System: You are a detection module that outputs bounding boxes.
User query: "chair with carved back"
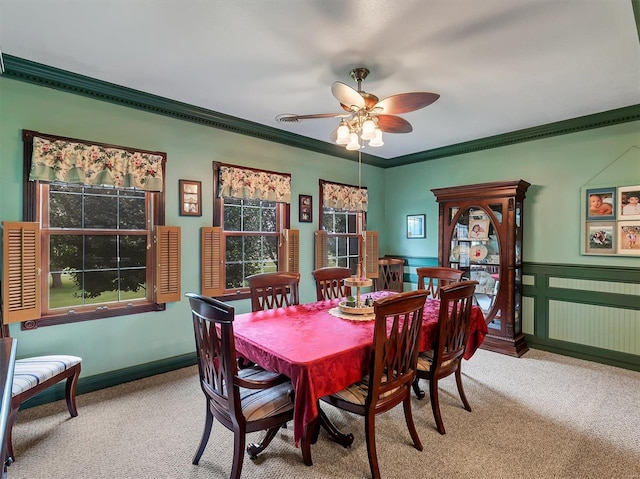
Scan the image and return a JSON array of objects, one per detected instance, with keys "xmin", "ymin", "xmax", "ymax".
[
  {"xmin": 412, "ymin": 280, "xmax": 478, "ymax": 434},
  {"xmin": 416, "ymin": 267, "xmax": 464, "ymax": 299},
  {"xmin": 311, "ymin": 267, "xmax": 352, "ymax": 301},
  {"xmin": 0, "ymin": 294, "xmax": 81, "ymax": 464},
  {"xmin": 247, "ymin": 272, "xmax": 300, "ymax": 312},
  {"xmin": 375, "ymin": 258, "xmax": 405, "ymax": 293},
  {"xmin": 320, "ymin": 290, "xmax": 429, "ymax": 479},
  {"xmin": 186, "ymin": 293, "xmax": 295, "ymax": 479}
]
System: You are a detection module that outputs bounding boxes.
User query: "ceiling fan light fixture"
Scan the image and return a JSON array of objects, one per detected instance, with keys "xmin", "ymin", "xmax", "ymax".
[
  {"xmin": 346, "ymin": 132, "xmax": 361, "ymax": 150},
  {"xmin": 360, "ymin": 118, "xmax": 376, "ymax": 140},
  {"xmin": 336, "ymin": 122, "xmax": 350, "ymax": 145},
  {"xmin": 368, "ymin": 128, "xmax": 384, "ymax": 147}
]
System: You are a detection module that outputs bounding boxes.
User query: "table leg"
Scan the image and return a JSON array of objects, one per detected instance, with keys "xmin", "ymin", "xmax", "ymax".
[
  {"xmin": 318, "ymin": 404, "xmax": 354, "ymax": 448},
  {"xmin": 300, "ymin": 416, "xmax": 320, "ymax": 466}
]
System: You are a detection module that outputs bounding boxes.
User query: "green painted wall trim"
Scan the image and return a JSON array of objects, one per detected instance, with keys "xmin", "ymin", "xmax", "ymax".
[
  {"xmin": 20, "ymin": 352, "xmax": 197, "ymax": 410},
  {"xmin": 525, "ymin": 336, "xmax": 640, "ymax": 372},
  {"xmin": 523, "ymin": 262, "xmax": 639, "ymax": 371},
  {"xmin": 3, "ymin": 54, "xmax": 639, "ymax": 170}
]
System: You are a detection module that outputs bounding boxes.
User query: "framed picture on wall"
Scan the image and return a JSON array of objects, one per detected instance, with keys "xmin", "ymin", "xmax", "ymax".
[
  {"xmin": 406, "ymin": 214, "xmax": 425, "ymax": 238},
  {"xmin": 618, "ymin": 221, "xmax": 640, "ymax": 255},
  {"xmin": 299, "ymin": 194, "xmax": 312, "ymax": 222},
  {"xmin": 586, "ymin": 187, "xmax": 616, "ymax": 220},
  {"xmin": 618, "ymin": 185, "xmax": 640, "ymax": 221},
  {"xmin": 179, "ymin": 179, "xmax": 202, "ymax": 216},
  {"xmin": 585, "ymin": 221, "xmax": 615, "ymax": 254}
]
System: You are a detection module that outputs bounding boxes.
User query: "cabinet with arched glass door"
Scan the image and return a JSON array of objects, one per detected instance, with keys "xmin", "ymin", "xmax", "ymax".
[{"xmin": 432, "ymin": 180, "xmax": 530, "ymax": 357}]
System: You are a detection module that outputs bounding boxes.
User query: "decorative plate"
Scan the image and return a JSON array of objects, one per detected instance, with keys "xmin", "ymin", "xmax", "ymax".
[
  {"xmin": 451, "ymin": 244, "xmax": 470, "ymax": 261},
  {"xmin": 469, "ymin": 244, "xmax": 488, "ymax": 262}
]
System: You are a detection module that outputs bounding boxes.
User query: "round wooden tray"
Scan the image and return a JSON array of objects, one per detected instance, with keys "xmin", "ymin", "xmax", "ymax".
[
  {"xmin": 338, "ymin": 301, "xmax": 374, "ymax": 315},
  {"xmin": 343, "ymin": 277, "xmax": 373, "ymax": 288}
]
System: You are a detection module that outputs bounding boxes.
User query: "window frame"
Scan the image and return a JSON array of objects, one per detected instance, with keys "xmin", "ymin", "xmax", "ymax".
[
  {"xmin": 318, "ymin": 179, "xmax": 367, "ymax": 273},
  {"xmin": 212, "ymin": 162, "xmax": 291, "ymax": 301},
  {"xmin": 22, "ymin": 130, "xmax": 167, "ymax": 328}
]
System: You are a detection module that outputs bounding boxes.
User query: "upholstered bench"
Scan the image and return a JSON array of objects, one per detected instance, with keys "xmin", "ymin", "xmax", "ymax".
[{"xmin": 6, "ymin": 355, "xmax": 81, "ymax": 462}]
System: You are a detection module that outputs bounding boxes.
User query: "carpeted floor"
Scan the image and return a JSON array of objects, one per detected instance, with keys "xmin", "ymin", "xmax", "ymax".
[{"xmin": 7, "ymin": 348, "xmax": 640, "ymax": 479}]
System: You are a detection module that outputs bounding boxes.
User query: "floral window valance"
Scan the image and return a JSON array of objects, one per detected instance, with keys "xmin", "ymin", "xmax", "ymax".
[
  {"xmin": 322, "ymin": 181, "xmax": 368, "ymax": 212},
  {"xmin": 218, "ymin": 165, "xmax": 291, "ymax": 204},
  {"xmin": 29, "ymin": 135, "xmax": 165, "ymax": 192}
]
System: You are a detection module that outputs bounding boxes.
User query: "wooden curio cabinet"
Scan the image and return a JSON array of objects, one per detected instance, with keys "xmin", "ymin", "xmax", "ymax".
[{"xmin": 432, "ymin": 180, "xmax": 530, "ymax": 357}]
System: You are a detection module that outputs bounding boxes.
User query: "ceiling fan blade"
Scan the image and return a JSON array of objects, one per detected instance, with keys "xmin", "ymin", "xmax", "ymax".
[
  {"xmin": 374, "ymin": 92, "xmax": 440, "ymax": 114},
  {"xmin": 276, "ymin": 112, "xmax": 350, "ymax": 123},
  {"xmin": 331, "ymin": 81, "xmax": 366, "ymax": 111},
  {"xmin": 375, "ymin": 115, "xmax": 413, "ymax": 133}
]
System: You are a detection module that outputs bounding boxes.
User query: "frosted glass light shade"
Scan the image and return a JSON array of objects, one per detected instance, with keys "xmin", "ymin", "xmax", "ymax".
[
  {"xmin": 336, "ymin": 123, "xmax": 350, "ymax": 145},
  {"xmin": 346, "ymin": 132, "xmax": 361, "ymax": 150},
  {"xmin": 360, "ymin": 118, "xmax": 376, "ymax": 140},
  {"xmin": 369, "ymin": 128, "xmax": 384, "ymax": 147}
]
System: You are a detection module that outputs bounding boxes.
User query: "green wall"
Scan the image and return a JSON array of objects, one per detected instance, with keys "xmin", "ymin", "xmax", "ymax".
[
  {"xmin": 0, "ymin": 77, "xmax": 386, "ymax": 377},
  {"xmin": 385, "ymin": 123, "xmax": 640, "ymax": 264}
]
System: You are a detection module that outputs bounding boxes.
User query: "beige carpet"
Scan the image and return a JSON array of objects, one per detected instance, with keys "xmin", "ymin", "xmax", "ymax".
[{"xmin": 7, "ymin": 348, "xmax": 640, "ymax": 479}]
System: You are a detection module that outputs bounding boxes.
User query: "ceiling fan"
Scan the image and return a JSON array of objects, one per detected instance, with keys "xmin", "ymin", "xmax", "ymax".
[{"xmin": 276, "ymin": 67, "xmax": 440, "ymax": 150}]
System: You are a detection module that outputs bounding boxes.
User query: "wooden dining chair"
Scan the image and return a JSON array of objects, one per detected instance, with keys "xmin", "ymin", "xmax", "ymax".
[
  {"xmin": 416, "ymin": 266, "xmax": 464, "ymax": 299},
  {"xmin": 412, "ymin": 280, "xmax": 478, "ymax": 434},
  {"xmin": 311, "ymin": 267, "xmax": 352, "ymax": 301},
  {"xmin": 320, "ymin": 290, "xmax": 429, "ymax": 479},
  {"xmin": 186, "ymin": 293, "xmax": 295, "ymax": 479},
  {"xmin": 375, "ymin": 258, "xmax": 404, "ymax": 292},
  {"xmin": 247, "ymin": 272, "xmax": 300, "ymax": 312}
]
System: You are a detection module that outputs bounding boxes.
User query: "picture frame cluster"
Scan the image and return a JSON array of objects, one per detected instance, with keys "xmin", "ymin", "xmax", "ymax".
[{"xmin": 584, "ymin": 185, "xmax": 640, "ymax": 255}]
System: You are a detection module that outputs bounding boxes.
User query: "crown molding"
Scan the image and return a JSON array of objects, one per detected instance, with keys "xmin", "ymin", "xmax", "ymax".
[{"xmin": 2, "ymin": 54, "xmax": 639, "ymax": 169}]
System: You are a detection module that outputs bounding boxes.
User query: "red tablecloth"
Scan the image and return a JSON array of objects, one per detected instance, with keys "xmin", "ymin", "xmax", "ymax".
[{"xmin": 232, "ymin": 292, "xmax": 486, "ymax": 445}]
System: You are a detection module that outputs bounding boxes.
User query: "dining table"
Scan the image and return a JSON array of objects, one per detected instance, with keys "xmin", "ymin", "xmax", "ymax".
[{"xmin": 232, "ymin": 290, "xmax": 487, "ymax": 465}]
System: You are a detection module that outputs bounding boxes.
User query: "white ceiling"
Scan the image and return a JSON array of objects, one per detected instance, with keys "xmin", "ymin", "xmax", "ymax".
[{"xmin": 1, "ymin": 0, "xmax": 639, "ymax": 162}]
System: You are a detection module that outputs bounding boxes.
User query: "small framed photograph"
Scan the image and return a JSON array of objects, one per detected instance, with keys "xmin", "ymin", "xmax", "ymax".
[
  {"xmin": 585, "ymin": 221, "xmax": 615, "ymax": 254},
  {"xmin": 407, "ymin": 214, "xmax": 425, "ymax": 238},
  {"xmin": 299, "ymin": 194, "xmax": 312, "ymax": 222},
  {"xmin": 618, "ymin": 221, "xmax": 640, "ymax": 255},
  {"xmin": 586, "ymin": 187, "xmax": 616, "ymax": 220},
  {"xmin": 618, "ymin": 185, "xmax": 640, "ymax": 220},
  {"xmin": 468, "ymin": 219, "xmax": 489, "ymax": 240},
  {"xmin": 179, "ymin": 179, "xmax": 202, "ymax": 216}
]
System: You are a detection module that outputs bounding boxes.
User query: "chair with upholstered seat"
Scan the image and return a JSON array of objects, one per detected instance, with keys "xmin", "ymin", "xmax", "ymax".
[
  {"xmin": 0, "ymin": 300, "xmax": 81, "ymax": 465},
  {"xmin": 320, "ymin": 290, "xmax": 429, "ymax": 479},
  {"xmin": 412, "ymin": 280, "xmax": 478, "ymax": 434},
  {"xmin": 186, "ymin": 293, "xmax": 295, "ymax": 479},
  {"xmin": 375, "ymin": 258, "xmax": 404, "ymax": 293},
  {"xmin": 311, "ymin": 267, "xmax": 352, "ymax": 301},
  {"xmin": 247, "ymin": 272, "xmax": 300, "ymax": 312},
  {"xmin": 416, "ymin": 266, "xmax": 464, "ymax": 299}
]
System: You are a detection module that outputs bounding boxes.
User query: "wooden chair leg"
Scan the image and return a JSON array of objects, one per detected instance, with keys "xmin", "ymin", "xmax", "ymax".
[
  {"xmin": 192, "ymin": 406, "xmax": 213, "ymax": 465},
  {"xmin": 364, "ymin": 412, "xmax": 381, "ymax": 479},
  {"xmin": 455, "ymin": 366, "xmax": 471, "ymax": 412},
  {"xmin": 64, "ymin": 364, "xmax": 81, "ymax": 417},
  {"xmin": 402, "ymin": 394, "xmax": 423, "ymax": 451},
  {"xmin": 429, "ymin": 378, "xmax": 446, "ymax": 435},
  {"xmin": 4, "ymin": 405, "xmax": 19, "ymax": 463},
  {"xmin": 231, "ymin": 430, "xmax": 246, "ymax": 479},
  {"xmin": 412, "ymin": 377, "xmax": 426, "ymax": 399}
]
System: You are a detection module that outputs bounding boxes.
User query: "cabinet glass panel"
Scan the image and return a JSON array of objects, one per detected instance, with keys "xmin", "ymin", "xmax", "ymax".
[{"xmin": 449, "ymin": 206, "xmax": 500, "ymax": 320}]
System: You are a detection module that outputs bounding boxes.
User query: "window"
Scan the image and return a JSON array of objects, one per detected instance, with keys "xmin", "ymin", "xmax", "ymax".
[
  {"xmin": 223, "ymin": 197, "xmax": 282, "ymax": 288},
  {"xmin": 316, "ymin": 180, "xmax": 378, "ymax": 278},
  {"xmin": 206, "ymin": 162, "xmax": 296, "ymax": 300},
  {"xmin": 11, "ymin": 130, "xmax": 174, "ymax": 328},
  {"xmin": 322, "ymin": 208, "xmax": 362, "ymax": 271}
]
